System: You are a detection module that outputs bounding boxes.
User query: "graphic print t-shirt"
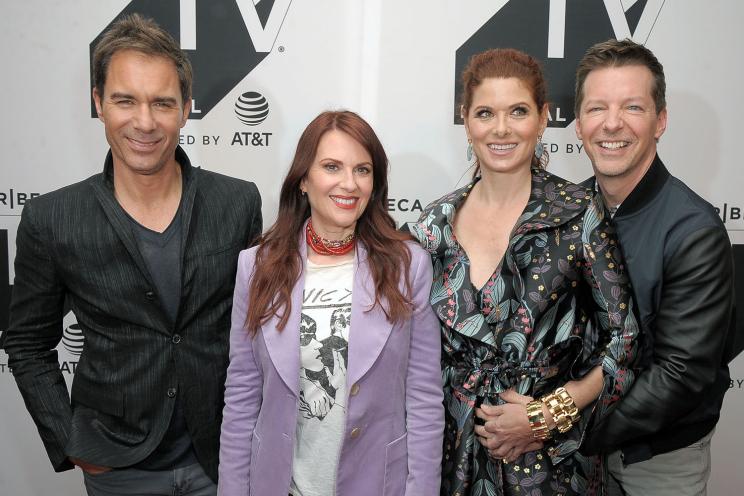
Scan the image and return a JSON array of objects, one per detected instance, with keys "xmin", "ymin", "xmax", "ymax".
[{"xmin": 290, "ymin": 258, "xmax": 353, "ymax": 496}]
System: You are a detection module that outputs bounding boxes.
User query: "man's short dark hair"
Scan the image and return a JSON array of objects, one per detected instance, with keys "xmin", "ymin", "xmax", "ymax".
[
  {"xmin": 92, "ymin": 13, "xmax": 192, "ymax": 104},
  {"xmin": 575, "ymin": 38, "xmax": 666, "ymax": 115}
]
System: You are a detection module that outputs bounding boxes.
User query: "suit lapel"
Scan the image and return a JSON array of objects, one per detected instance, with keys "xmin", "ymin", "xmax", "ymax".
[
  {"xmin": 176, "ymin": 147, "xmax": 197, "ymax": 265},
  {"xmin": 89, "ymin": 149, "xmax": 196, "ymax": 333},
  {"xmin": 260, "ymin": 239, "xmax": 306, "ymax": 397},
  {"xmin": 347, "ymin": 242, "xmax": 394, "ymax": 388},
  {"xmin": 174, "ymin": 153, "xmax": 198, "ymax": 327},
  {"xmin": 89, "ymin": 166, "xmax": 154, "ymax": 290}
]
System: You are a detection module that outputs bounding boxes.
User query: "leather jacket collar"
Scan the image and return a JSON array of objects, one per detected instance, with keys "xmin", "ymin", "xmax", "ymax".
[{"xmin": 614, "ymin": 154, "xmax": 670, "ymax": 218}]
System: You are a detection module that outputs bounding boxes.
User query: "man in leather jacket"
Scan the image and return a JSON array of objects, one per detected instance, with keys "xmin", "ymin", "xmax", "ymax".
[{"xmin": 574, "ymin": 39, "xmax": 736, "ymax": 496}]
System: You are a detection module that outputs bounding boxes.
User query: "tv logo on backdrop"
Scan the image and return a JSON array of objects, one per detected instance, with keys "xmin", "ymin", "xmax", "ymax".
[
  {"xmin": 90, "ymin": 0, "xmax": 292, "ymax": 119},
  {"xmin": 454, "ymin": 0, "xmax": 665, "ymax": 126}
]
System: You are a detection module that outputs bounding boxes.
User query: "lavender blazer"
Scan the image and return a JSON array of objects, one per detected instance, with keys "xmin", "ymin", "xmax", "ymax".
[{"xmin": 218, "ymin": 239, "xmax": 443, "ymax": 496}]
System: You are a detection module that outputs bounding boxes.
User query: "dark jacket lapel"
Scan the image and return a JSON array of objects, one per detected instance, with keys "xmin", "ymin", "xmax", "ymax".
[
  {"xmin": 89, "ymin": 147, "xmax": 197, "ymax": 332},
  {"xmin": 89, "ymin": 150, "xmax": 154, "ymax": 289}
]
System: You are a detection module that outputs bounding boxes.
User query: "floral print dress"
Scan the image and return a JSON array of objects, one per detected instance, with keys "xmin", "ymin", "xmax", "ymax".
[{"xmin": 410, "ymin": 169, "xmax": 639, "ymax": 496}]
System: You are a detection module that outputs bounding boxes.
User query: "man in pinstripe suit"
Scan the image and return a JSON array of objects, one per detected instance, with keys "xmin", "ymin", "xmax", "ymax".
[{"xmin": 2, "ymin": 15, "xmax": 262, "ymax": 495}]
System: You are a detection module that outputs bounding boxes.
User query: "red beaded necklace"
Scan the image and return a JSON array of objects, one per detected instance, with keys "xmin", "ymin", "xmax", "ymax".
[{"xmin": 306, "ymin": 220, "xmax": 355, "ymax": 256}]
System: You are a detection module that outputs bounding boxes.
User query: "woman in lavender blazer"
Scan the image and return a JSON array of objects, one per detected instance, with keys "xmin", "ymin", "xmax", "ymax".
[{"xmin": 218, "ymin": 111, "xmax": 444, "ymax": 496}]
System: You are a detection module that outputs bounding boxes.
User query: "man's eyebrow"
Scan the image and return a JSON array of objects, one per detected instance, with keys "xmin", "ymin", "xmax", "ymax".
[
  {"xmin": 108, "ymin": 93, "xmax": 179, "ymax": 105},
  {"xmin": 152, "ymin": 96, "xmax": 179, "ymax": 105},
  {"xmin": 108, "ymin": 92, "xmax": 135, "ymax": 100}
]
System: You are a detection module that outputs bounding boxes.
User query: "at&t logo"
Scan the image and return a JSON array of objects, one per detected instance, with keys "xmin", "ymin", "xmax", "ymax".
[
  {"xmin": 62, "ymin": 323, "xmax": 85, "ymax": 356},
  {"xmin": 58, "ymin": 312, "xmax": 82, "ymax": 374},
  {"xmin": 231, "ymin": 90, "xmax": 273, "ymax": 146},
  {"xmin": 235, "ymin": 91, "xmax": 269, "ymax": 126}
]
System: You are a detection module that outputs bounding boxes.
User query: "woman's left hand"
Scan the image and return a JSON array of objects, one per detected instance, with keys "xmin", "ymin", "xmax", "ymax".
[{"xmin": 474, "ymin": 389, "xmax": 544, "ymax": 463}]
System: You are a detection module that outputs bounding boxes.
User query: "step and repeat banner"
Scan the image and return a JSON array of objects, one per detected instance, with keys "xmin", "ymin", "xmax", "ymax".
[{"xmin": 1, "ymin": 1, "xmax": 742, "ymax": 493}]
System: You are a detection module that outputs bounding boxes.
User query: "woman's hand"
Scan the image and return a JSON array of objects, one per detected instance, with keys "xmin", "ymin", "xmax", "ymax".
[
  {"xmin": 329, "ymin": 348, "xmax": 347, "ymax": 383},
  {"xmin": 299, "ymin": 376, "xmax": 333, "ymax": 419},
  {"xmin": 474, "ymin": 389, "xmax": 544, "ymax": 463}
]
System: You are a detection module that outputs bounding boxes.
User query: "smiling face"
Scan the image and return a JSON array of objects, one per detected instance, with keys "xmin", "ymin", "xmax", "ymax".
[
  {"xmin": 463, "ymin": 77, "xmax": 547, "ymax": 176},
  {"xmin": 301, "ymin": 337, "xmax": 324, "ymax": 372},
  {"xmin": 300, "ymin": 129, "xmax": 373, "ymax": 240},
  {"xmin": 93, "ymin": 49, "xmax": 190, "ymax": 178},
  {"xmin": 575, "ymin": 64, "xmax": 667, "ymax": 184}
]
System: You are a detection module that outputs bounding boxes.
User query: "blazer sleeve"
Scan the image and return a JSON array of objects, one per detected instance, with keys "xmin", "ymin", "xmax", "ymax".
[
  {"xmin": 218, "ymin": 249, "xmax": 264, "ymax": 496},
  {"xmin": 404, "ymin": 246, "xmax": 444, "ymax": 495},
  {"xmin": 3, "ymin": 200, "xmax": 73, "ymax": 472}
]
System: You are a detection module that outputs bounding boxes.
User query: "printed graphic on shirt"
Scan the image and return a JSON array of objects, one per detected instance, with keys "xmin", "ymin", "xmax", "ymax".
[{"xmin": 299, "ymin": 287, "xmax": 351, "ymax": 421}]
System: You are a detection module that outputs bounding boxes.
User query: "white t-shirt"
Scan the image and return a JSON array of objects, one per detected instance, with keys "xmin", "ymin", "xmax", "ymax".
[{"xmin": 289, "ymin": 258, "xmax": 353, "ymax": 496}]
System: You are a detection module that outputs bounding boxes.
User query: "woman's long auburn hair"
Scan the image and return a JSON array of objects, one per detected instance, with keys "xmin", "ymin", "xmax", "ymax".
[{"xmin": 245, "ymin": 110, "xmax": 413, "ymax": 335}]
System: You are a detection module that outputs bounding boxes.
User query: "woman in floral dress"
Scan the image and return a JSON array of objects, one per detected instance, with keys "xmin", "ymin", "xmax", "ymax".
[{"xmin": 409, "ymin": 49, "xmax": 640, "ymax": 495}]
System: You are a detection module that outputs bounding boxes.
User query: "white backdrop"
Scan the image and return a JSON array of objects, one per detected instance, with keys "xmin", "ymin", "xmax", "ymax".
[{"xmin": 1, "ymin": 1, "xmax": 742, "ymax": 494}]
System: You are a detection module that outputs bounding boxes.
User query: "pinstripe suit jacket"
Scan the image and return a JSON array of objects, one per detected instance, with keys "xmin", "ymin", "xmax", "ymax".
[{"xmin": 3, "ymin": 146, "xmax": 262, "ymax": 481}]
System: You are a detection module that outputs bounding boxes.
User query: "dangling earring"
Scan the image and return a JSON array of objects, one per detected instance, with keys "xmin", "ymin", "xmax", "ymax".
[
  {"xmin": 535, "ymin": 136, "xmax": 545, "ymax": 159},
  {"xmin": 300, "ymin": 189, "xmax": 306, "ymax": 196},
  {"xmin": 466, "ymin": 139, "xmax": 474, "ymax": 162}
]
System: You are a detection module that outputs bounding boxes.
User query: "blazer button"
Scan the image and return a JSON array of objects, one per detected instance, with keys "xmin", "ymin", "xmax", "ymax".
[
  {"xmin": 172, "ymin": 334, "xmax": 182, "ymax": 344},
  {"xmin": 167, "ymin": 387, "xmax": 177, "ymax": 398},
  {"xmin": 145, "ymin": 291, "xmax": 156, "ymax": 301},
  {"xmin": 350, "ymin": 427, "xmax": 361, "ymax": 439},
  {"xmin": 350, "ymin": 383, "xmax": 360, "ymax": 396}
]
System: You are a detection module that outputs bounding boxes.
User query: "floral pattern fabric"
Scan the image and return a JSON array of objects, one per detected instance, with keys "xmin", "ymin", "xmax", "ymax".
[{"xmin": 410, "ymin": 169, "xmax": 639, "ymax": 496}]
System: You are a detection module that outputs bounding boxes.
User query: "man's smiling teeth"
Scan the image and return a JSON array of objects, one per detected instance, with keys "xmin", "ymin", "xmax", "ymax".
[
  {"xmin": 331, "ymin": 196, "xmax": 355, "ymax": 205},
  {"xmin": 488, "ymin": 143, "xmax": 517, "ymax": 151},
  {"xmin": 600, "ymin": 141, "xmax": 629, "ymax": 150}
]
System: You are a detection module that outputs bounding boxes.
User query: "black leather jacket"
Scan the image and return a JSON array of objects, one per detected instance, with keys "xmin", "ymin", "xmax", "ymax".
[{"xmin": 581, "ymin": 155, "xmax": 736, "ymax": 464}]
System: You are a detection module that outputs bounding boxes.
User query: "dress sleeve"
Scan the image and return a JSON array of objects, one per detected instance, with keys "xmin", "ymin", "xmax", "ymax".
[
  {"xmin": 581, "ymin": 194, "xmax": 639, "ymax": 393},
  {"xmin": 546, "ymin": 193, "xmax": 641, "ymax": 465},
  {"xmin": 575, "ymin": 194, "xmax": 641, "ymax": 439}
]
